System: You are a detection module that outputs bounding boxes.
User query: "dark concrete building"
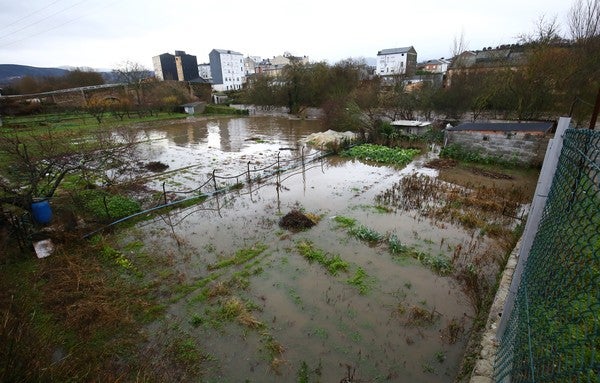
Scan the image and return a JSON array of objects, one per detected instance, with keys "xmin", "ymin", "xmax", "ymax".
[{"xmin": 152, "ymin": 50, "xmax": 199, "ymax": 81}]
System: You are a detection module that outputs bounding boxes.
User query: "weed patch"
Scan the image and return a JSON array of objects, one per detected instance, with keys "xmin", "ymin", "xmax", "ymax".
[
  {"xmin": 333, "ymin": 215, "xmax": 357, "ymax": 228},
  {"xmin": 349, "ymin": 225, "xmax": 383, "ymax": 243},
  {"xmin": 207, "ymin": 243, "xmax": 268, "ymax": 270},
  {"xmin": 347, "ymin": 267, "xmax": 372, "ymax": 295},
  {"xmin": 295, "ymin": 240, "xmax": 349, "ymax": 275}
]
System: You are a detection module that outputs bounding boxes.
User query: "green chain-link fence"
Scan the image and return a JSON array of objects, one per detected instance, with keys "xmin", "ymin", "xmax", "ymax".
[{"xmin": 495, "ymin": 128, "xmax": 600, "ymax": 382}]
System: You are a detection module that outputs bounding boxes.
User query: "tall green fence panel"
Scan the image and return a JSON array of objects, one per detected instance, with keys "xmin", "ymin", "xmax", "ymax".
[{"xmin": 495, "ymin": 128, "xmax": 599, "ymax": 382}]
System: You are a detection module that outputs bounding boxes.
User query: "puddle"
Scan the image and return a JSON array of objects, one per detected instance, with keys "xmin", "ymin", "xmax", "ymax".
[{"xmin": 116, "ymin": 117, "xmax": 525, "ymax": 382}]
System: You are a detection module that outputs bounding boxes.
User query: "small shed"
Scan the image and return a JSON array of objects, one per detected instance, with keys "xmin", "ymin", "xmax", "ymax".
[
  {"xmin": 444, "ymin": 121, "xmax": 555, "ymax": 166},
  {"xmin": 180, "ymin": 101, "xmax": 206, "ymax": 115},
  {"xmin": 391, "ymin": 120, "xmax": 432, "ymax": 135}
]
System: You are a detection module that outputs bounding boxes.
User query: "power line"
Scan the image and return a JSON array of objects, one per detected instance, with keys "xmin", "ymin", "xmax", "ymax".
[
  {"xmin": 0, "ymin": 0, "xmax": 120, "ymax": 49},
  {"xmin": 0, "ymin": 0, "xmax": 64, "ymax": 32},
  {"xmin": 0, "ymin": 0, "xmax": 92, "ymax": 41}
]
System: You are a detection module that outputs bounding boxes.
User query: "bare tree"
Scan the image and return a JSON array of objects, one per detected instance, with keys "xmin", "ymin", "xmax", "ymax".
[
  {"xmin": 0, "ymin": 126, "xmax": 141, "ymax": 212},
  {"xmin": 518, "ymin": 14, "xmax": 563, "ymax": 45},
  {"xmin": 112, "ymin": 61, "xmax": 152, "ymax": 106},
  {"xmin": 451, "ymin": 29, "xmax": 469, "ymax": 58},
  {"xmin": 568, "ymin": 0, "xmax": 600, "ymax": 42}
]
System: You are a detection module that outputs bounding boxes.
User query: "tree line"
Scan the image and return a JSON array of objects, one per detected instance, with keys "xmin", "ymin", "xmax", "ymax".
[{"xmin": 237, "ymin": 0, "xmax": 599, "ymax": 129}]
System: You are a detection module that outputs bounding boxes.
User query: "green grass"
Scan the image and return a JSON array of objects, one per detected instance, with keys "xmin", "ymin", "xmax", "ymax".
[
  {"xmin": 333, "ymin": 215, "xmax": 357, "ymax": 228},
  {"xmin": 347, "ymin": 267, "xmax": 372, "ymax": 295},
  {"xmin": 295, "ymin": 240, "xmax": 349, "ymax": 276},
  {"xmin": 207, "ymin": 243, "xmax": 268, "ymax": 270},
  {"xmin": 349, "ymin": 225, "xmax": 383, "ymax": 243}
]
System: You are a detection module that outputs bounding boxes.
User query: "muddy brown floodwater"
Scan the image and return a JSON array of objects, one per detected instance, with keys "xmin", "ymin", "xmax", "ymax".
[{"xmin": 116, "ymin": 116, "xmax": 518, "ymax": 382}]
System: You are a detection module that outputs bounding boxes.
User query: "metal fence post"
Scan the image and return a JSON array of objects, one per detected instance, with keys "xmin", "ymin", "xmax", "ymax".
[{"xmin": 496, "ymin": 117, "xmax": 571, "ymax": 339}]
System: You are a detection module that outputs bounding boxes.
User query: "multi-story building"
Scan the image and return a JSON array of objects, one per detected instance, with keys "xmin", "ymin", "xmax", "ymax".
[
  {"xmin": 421, "ymin": 58, "xmax": 451, "ymax": 74},
  {"xmin": 152, "ymin": 50, "xmax": 199, "ymax": 81},
  {"xmin": 174, "ymin": 50, "xmax": 199, "ymax": 81},
  {"xmin": 244, "ymin": 56, "xmax": 262, "ymax": 76},
  {"xmin": 152, "ymin": 53, "xmax": 178, "ymax": 81},
  {"xmin": 197, "ymin": 63, "xmax": 212, "ymax": 82},
  {"xmin": 445, "ymin": 46, "xmax": 526, "ymax": 87},
  {"xmin": 209, "ymin": 49, "xmax": 245, "ymax": 91},
  {"xmin": 376, "ymin": 46, "xmax": 418, "ymax": 76},
  {"xmin": 252, "ymin": 52, "xmax": 310, "ymax": 78}
]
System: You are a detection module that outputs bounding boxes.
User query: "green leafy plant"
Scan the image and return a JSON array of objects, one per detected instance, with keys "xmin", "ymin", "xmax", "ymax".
[
  {"xmin": 78, "ymin": 189, "xmax": 140, "ymax": 220},
  {"xmin": 341, "ymin": 144, "xmax": 420, "ymax": 166},
  {"xmin": 349, "ymin": 225, "xmax": 382, "ymax": 243}
]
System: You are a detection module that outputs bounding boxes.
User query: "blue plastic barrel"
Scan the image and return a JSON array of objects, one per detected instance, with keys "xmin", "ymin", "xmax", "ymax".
[{"xmin": 31, "ymin": 199, "xmax": 53, "ymax": 225}]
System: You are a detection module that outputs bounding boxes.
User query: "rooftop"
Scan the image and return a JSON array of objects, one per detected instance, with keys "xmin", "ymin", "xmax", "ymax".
[
  {"xmin": 447, "ymin": 122, "xmax": 554, "ymax": 133},
  {"xmin": 377, "ymin": 46, "xmax": 415, "ymax": 56}
]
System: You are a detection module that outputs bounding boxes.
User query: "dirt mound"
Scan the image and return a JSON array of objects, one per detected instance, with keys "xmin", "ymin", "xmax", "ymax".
[
  {"xmin": 145, "ymin": 161, "xmax": 169, "ymax": 172},
  {"xmin": 279, "ymin": 210, "xmax": 316, "ymax": 231},
  {"xmin": 425, "ymin": 158, "xmax": 457, "ymax": 169}
]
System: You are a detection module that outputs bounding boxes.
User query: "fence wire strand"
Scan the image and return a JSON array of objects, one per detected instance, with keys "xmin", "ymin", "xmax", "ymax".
[{"xmin": 495, "ymin": 128, "xmax": 600, "ymax": 382}]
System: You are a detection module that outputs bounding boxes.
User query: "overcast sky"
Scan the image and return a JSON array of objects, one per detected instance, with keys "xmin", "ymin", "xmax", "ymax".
[{"xmin": 0, "ymin": 0, "xmax": 575, "ymax": 71}]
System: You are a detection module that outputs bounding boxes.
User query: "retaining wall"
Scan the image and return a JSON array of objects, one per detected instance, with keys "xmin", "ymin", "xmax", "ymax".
[{"xmin": 446, "ymin": 131, "xmax": 551, "ymax": 165}]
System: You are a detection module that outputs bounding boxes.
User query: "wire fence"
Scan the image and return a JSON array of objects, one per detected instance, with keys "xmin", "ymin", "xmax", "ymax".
[
  {"xmin": 494, "ymin": 128, "xmax": 600, "ymax": 382},
  {"xmin": 82, "ymin": 145, "xmax": 333, "ymax": 238}
]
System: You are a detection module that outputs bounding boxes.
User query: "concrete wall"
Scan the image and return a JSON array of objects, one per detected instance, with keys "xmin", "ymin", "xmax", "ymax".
[{"xmin": 445, "ymin": 131, "xmax": 551, "ymax": 166}]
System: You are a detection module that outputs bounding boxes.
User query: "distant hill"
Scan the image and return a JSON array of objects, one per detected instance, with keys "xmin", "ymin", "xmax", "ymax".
[{"xmin": 0, "ymin": 64, "xmax": 70, "ymax": 85}]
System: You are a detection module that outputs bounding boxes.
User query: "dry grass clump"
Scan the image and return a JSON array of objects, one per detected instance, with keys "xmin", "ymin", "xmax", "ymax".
[
  {"xmin": 0, "ymin": 240, "xmax": 163, "ymax": 382},
  {"xmin": 220, "ymin": 296, "xmax": 263, "ymax": 329}
]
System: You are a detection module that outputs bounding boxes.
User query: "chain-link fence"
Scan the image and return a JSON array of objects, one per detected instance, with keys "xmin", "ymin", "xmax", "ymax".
[{"xmin": 495, "ymin": 128, "xmax": 600, "ymax": 382}]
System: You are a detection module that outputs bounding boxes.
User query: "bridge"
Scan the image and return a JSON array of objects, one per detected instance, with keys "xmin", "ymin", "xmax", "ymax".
[{"xmin": 0, "ymin": 83, "xmax": 127, "ymax": 105}]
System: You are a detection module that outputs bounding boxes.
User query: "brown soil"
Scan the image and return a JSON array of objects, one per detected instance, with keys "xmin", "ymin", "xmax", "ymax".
[
  {"xmin": 425, "ymin": 158, "xmax": 458, "ymax": 169},
  {"xmin": 468, "ymin": 167, "xmax": 514, "ymax": 180},
  {"xmin": 278, "ymin": 210, "xmax": 316, "ymax": 231},
  {"xmin": 145, "ymin": 161, "xmax": 169, "ymax": 172}
]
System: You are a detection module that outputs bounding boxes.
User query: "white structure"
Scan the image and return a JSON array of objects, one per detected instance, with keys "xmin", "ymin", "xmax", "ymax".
[
  {"xmin": 376, "ymin": 46, "xmax": 417, "ymax": 76},
  {"xmin": 197, "ymin": 63, "xmax": 212, "ymax": 81},
  {"xmin": 209, "ymin": 49, "xmax": 245, "ymax": 91},
  {"xmin": 391, "ymin": 120, "xmax": 432, "ymax": 135},
  {"xmin": 244, "ymin": 56, "xmax": 261, "ymax": 76}
]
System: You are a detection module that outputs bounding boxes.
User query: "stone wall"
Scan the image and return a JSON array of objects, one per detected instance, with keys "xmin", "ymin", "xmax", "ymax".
[{"xmin": 445, "ymin": 131, "xmax": 551, "ymax": 166}]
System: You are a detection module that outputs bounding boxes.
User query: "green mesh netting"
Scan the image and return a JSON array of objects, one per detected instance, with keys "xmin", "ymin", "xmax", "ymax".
[{"xmin": 495, "ymin": 128, "xmax": 600, "ymax": 382}]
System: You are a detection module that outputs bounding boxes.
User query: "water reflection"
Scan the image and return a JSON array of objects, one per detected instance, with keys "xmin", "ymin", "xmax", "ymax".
[
  {"xmin": 148, "ymin": 116, "xmax": 324, "ymax": 153},
  {"xmin": 206, "ymin": 122, "xmax": 220, "ymax": 148}
]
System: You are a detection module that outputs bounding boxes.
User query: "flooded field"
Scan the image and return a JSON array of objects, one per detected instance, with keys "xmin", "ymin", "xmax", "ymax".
[{"xmin": 111, "ymin": 116, "xmax": 532, "ymax": 382}]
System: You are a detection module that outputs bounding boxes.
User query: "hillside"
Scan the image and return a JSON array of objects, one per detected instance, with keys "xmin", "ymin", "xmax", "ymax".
[{"xmin": 0, "ymin": 64, "xmax": 69, "ymax": 85}]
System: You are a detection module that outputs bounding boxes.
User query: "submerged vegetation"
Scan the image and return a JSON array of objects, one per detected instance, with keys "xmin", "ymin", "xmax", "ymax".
[{"xmin": 341, "ymin": 144, "xmax": 420, "ymax": 167}]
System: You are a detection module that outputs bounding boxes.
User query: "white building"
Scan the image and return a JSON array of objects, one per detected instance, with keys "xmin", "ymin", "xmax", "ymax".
[
  {"xmin": 244, "ymin": 56, "xmax": 262, "ymax": 76},
  {"xmin": 209, "ymin": 49, "xmax": 245, "ymax": 91},
  {"xmin": 197, "ymin": 63, "xmax": 212, "ymax": 82},
  {"xmin": 376, "ymin": 46, "xmax": 417, "ymax": 76}
]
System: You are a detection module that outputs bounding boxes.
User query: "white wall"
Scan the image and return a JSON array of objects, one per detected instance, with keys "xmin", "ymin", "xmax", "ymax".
[{"xmin": 376, "ymin": 53, "xmax": 408, "ymax": 75}]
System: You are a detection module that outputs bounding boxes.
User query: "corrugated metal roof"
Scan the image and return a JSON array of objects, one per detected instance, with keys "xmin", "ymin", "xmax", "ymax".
[
  {"xmin": 377, "ymin": 46, "xmax": 415, "ymax": 56},
  {"xmin": 447, "ymin": 122, "xmax": 554, "ymax": 133},
  {"xmin": 391, "ymin": 120, "xmax": 432, "ymax": 127}
]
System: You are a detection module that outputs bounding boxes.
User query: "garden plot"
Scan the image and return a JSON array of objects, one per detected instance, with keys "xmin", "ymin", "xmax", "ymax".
[{"xmin": 109, "ymin": 150, "xmax": 528, "ymax": 382}]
